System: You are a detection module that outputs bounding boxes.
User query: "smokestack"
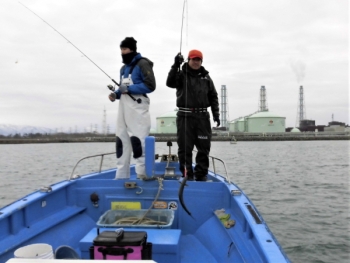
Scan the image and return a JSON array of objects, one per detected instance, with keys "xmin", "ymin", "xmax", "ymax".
[
  {"xmin": 259, "ymin": 86, "xmax": 268, "ymax": 112},
  {"xmin": 296, "ymin": 85, "xmax": 306, "ymax": 127},
  {"xmin": 220, "ymin": 85, "xmax": 228, "ymax": 129}
]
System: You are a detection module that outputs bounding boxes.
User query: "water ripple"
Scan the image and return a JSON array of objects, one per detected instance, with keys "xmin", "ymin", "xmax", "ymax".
[{"xmin": 0, "ymin": 140, "xmax": 349, "ymax": 262}]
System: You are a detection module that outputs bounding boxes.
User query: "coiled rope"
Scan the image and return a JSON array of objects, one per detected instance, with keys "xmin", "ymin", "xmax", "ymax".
[{"xmin": 113, "ymin": 178, "xmax": 166, "ymax": 226}]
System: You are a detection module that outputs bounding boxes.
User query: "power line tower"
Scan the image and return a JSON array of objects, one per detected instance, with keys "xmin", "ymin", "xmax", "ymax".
[
  {"xmin": 220, "ymin": 85, "xmax": 229, "ymax": 129},
  {"xmin": 296, "ymin": 85, "xmax": 306, "ymax": 127},
  {"xmin": 102, "ymin": 107, "xmax": 107, "ymax": 135},
  {"xmin": 258, "ymin": 86, "xmax": 268, "ymax": 112}
]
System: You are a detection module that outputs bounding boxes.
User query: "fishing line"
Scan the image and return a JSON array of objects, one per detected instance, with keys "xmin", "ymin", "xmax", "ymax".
[
  {"xmin": 181, "ymin": 0, "xmax": 188, "ymax": 179},
  {"xmin": 18, "ymin": 1, "xmax": 119, "ymax": 86},
  {"xmin": 179, "ymin": 0, "xmax": 187, "ymax": 54},
  {"xmin": 183, "ymin": 0, "xmax": 189, "ymax": 185},
  {"xmin": 178, "ymin": 0, "xmax": 194, "ymax": 218}
]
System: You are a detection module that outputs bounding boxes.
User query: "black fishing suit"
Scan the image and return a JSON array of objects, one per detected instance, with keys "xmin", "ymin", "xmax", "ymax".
[{"xmin": 166, "ymin": 63, "xmax": 220, "ymax": 180}]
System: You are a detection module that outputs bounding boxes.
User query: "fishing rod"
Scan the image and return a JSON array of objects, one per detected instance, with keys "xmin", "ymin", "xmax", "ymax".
[
  {"xmin": 178, "ymin": 176, "xmax": 194, "ymax": 219},
  {"xmin": 179, "ymin": 0, "xmax": 187, "ymax": 55},
  {"xmin": 175, "ymin": 0, "xmax": 187, "ymax": 66},
  {"xmin": 19, "ymin": 2, "xmax": 143, "ymax": 104},
  {"xmin": 18, "ymin": 1, "xmax": 120, "ymax": 87},
  {"xmin": 177, "ymin": 0, "xmax": 192, "ymax": 218}
]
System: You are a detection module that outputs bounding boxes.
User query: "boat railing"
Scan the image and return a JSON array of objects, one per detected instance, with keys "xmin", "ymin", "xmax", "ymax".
[
  {"xmin": 69, "ymin": 151, "xmax": 231, "ymax": 183},
  {"xmin": 69, "ymin": 152, "xmax": 116, "ymax": 180},
  {"xmin": 193, "ymin": 150, "xmax": 231, "ymax": 183}
]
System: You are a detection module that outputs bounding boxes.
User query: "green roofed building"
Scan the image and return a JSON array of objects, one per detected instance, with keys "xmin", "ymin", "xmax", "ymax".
[
  {"xmin": 246, "ymin": 111, "xmax": 285, "ymax": 132},
  {"xmin": 229, "ymin": 111, "xmax": 286, "ymax": 133},
  {"xmin": 156, "ymin": 109, "xmax": 177, "ymax": 133}
]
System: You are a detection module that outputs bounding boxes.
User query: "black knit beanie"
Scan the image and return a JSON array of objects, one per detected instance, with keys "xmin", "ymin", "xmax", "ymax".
[{"xmin": 120, "ymin": 37, "xmax": 137, "ymax": 52}]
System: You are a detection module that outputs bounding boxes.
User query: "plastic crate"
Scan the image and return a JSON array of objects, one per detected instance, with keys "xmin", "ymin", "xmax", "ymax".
[{"xmin": 97, "ymin": 209, "xmax": 174, "ymax": 229}]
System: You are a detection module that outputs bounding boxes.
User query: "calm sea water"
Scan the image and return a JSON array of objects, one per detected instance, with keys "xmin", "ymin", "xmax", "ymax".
[{"xmin": 0, "ymin": 141, "xmax": 349, "ymax": 263}]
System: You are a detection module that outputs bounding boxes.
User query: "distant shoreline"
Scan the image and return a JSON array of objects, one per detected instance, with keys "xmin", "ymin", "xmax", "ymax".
[{"xmin": 0, "ymin": 134, "xmax": 349, "ymax": 144}]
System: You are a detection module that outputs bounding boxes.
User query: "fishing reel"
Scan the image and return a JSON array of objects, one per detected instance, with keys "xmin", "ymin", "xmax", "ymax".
[
  {"xmin": 177, "ymin": 54, "xmax": 184, "ymax": 64},
  {"xmin": 107, "ymin": 84, "xmax": 142, "ymax": 104},
  {"xmin": 107, "ymin": 84, "xmax": 115, "ymax": 91}
]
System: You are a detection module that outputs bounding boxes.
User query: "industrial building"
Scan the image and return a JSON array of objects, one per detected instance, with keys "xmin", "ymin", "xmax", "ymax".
[
  {"xmin": 290, "ymin": 127, "xmax": 301, "ymax": 132},
  {"xmin": 295, "ymin": 85, "xmax": 317, "ymax": 131},
  {"xmin": 156, "ymin": 86, "xmax": 287, "ymax": 134},
  {"xmin": 154, "ymin": 85, "xmax": 347, "ymax": 135},
  {"xmin": 247, "ymin": 111, "xmax": 285, "ymax": 132},
  {"xmin": 324, "ymin": 121, "xmax": 347, "ymax": 132},
  {"xmin": 228, "ymin": 86, "xmax": 286, "ymax": 133},
  {"xmin": 229, "ymin": 111, "xmax": 285, "ymax": 133},
  {"xmin": 156, "ymin": 109, "xmax": 177, "ymax": 133}
]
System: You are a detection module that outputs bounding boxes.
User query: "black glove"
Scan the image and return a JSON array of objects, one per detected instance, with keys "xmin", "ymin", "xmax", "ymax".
[
  {"xmin": 214, "ymin": 116, "xmax": 220, "ymax": 127},
  {"xmin": 174, "ymin": 53, "xmax": 184, "ymax": 68},
  {"xmin": 108, "ymin": 92, "xmax": 116, "ymax": 102}
]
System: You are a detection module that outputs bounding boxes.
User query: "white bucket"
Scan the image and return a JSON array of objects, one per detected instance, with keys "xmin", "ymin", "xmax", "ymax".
[{"xmin": 14, "ymin": 243, "xmax": 54, "ymax": 259}]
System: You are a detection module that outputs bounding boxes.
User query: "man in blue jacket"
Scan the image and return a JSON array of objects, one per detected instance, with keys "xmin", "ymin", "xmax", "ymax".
[{"xmin": 109, "ymin": 37, "xmax": 156, "ymax": 179}]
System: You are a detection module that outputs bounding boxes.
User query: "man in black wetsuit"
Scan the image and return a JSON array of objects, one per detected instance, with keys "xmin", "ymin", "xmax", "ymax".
[{"xmin": 166, "ymin": 50, "xmax": 220, "ymax": 181}]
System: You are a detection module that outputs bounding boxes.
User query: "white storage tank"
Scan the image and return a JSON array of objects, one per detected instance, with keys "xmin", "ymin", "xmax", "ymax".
[
  {"xmin": 234, "ymin": 117, "xmax": 245, "ymax": 132},
  {"xmin": 156, "ymin": 109, "xmax": 177, "ymax": 133},
  {"xmin": 246, "ymin": 111, "xmax": 285, "ymax": 133},
  {"xmin": 290, "ymin": 127, "xmax": 300, "ymax": 132},
  {"xmin": 228, "ymin": 121, "xmax": 235, "ymax": 132}
]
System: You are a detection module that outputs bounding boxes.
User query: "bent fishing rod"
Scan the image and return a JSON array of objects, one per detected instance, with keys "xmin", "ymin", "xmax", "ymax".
[
  {"xmin": 19, "ymin": 2, "xmax": 144, "ymax": 103},
  {"xmin": 174, "ymin": 0, "xmax": 187, "ymax": 67},
  {"xmin": 177, "ymin": 0, "xmax": 195, "ymax": 219},
  {"xmin": 179, "ymin": 0, "xmax": 187, "ymax": 55},
  {"xmin": 18, "ymin": 2, "xmax": 119, "ymax": 87},
  {"xmin": 178, "ymin": 176, "xmax": 194, "ymax": 219}
]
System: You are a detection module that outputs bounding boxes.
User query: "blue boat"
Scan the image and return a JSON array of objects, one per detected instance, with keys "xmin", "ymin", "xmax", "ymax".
[{"xmin": 0, "ymin": 137, "xmax": 290, "ymax": 262}]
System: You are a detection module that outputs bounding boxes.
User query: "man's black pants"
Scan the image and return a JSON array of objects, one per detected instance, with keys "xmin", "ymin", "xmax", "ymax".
[{"xmin": 176, "ymin": 113, "xmax": 212, "ymax": 180}]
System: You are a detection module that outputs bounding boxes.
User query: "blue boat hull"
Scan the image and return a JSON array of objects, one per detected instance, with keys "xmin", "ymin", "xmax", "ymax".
[{"xmin": 0, "ymin": 139, "xmax": 290, "ymax": 262}]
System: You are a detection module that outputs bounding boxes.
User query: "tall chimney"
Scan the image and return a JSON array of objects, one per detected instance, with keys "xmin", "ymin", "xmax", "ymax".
[
  {"xmin": 296, "ymin": 85, "xmax": 306, "ymax": 127},
  {"xmin": 259, "ymin": 86, "xmax": 268, "ymax": 112},
  {"xmin": 220, "ymin": 85, "xmax": 228, "ymax": 129}
]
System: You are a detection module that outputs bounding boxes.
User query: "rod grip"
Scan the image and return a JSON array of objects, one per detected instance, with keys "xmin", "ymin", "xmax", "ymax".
[{"xmin": 112, "ymin": 79, "xmax": 120, "ymax": 86}]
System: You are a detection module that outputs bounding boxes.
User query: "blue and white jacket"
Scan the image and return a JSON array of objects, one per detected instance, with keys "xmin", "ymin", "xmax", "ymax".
[{"xmin": 115, "ymin": 53, "xmax": 156, "ymax": 99}]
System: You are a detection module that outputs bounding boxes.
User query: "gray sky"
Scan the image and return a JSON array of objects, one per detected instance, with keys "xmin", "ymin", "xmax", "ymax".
[{"xmin": 0, "ymin": 0, "xmax": 348, "ymax": 132}]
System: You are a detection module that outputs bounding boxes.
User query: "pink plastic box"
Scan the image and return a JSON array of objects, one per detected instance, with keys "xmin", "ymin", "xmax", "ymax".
[{"xmin": 92, "ymin": 230, "xmax": 151, "ymax": 260}]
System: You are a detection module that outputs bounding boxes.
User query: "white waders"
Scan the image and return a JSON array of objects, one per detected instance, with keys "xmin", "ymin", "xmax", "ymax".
[{"xmin": 115, "ymin": 75, "xmax": 150, "ymax": 179}]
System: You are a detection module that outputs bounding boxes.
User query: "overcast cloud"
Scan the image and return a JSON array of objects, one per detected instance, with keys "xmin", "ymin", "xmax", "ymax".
[{"xmin": 0, "ymin": 0, "xmax": 348, "ymax": 132}]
